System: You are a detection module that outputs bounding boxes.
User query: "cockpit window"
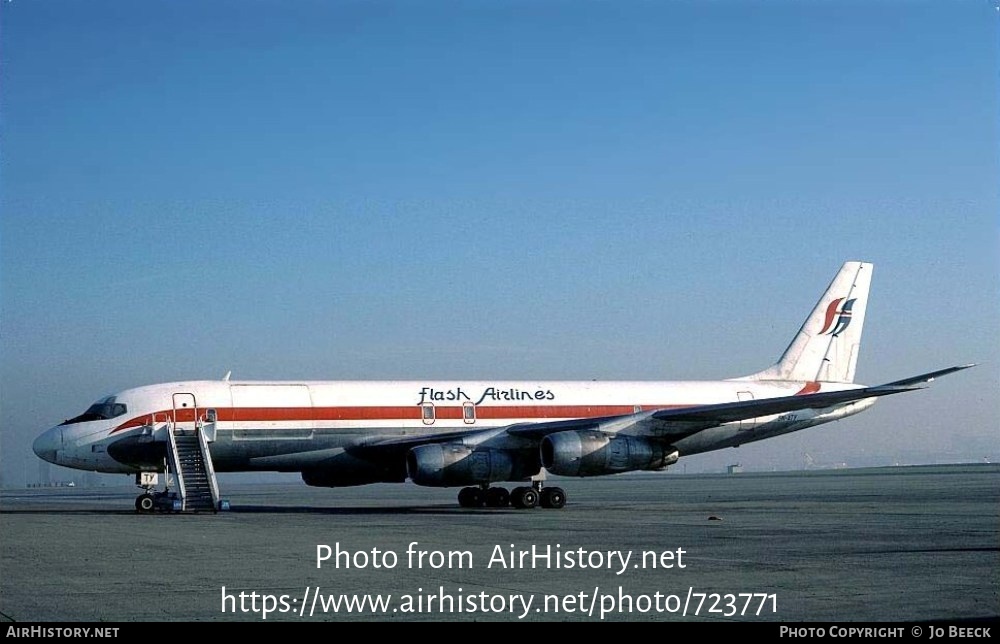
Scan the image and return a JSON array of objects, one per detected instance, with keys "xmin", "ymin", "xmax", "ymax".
[{"xmin": 60, "ymin": 396, "xmax": 128, "ymax": 425}]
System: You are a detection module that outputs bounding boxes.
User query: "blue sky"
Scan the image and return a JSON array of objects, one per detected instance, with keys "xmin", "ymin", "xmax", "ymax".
[{"xmin": 2, "ymin": 0, "xmax": 997, "ymax": 484}]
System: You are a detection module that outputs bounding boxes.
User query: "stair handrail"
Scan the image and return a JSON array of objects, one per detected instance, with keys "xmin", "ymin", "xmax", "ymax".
[
  {"xmin": 165, "ymin": 424, "xmax": 187, "ymax": 510},
  {"xmin": 197, "ymin": 423, "xmax": 221, "ymax": 512}
]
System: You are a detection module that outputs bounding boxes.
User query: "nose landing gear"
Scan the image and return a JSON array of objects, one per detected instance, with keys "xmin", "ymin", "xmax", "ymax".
[
  {"xmin": 133, "ymin": 472, "xmax": 180, "ymax": 513},
  {"xmin": 135, "ymin": 493, "xmax": 155, "ymax": 512}
]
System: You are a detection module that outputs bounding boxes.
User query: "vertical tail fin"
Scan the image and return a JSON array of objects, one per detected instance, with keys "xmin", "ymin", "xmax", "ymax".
[{"xmin": 740, "ymin": 261, "xmax": 873, "ymax": 383}]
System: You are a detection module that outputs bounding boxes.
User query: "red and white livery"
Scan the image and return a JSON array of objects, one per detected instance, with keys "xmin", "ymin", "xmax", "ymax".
[{"xmin": 33, "ymin": 261, "xmax": 972, "ymax": 510}]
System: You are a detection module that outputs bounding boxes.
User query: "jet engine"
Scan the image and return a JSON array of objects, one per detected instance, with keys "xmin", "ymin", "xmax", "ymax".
[
  {"xmin": 540, "ymin": 430, "xmax": 678, "ymax": 477},
  {"xmin": 407, "ymin": 444, "xmax": 529, "ymax": 487},
  {"xmin": 301, "ymin": 452, "xmax": 405, "ymax": 487}
]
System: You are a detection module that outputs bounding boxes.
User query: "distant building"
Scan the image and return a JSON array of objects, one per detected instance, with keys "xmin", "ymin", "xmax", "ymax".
[
  {"xmin": 38, "ymin": 461, "xmax": 51, "ymax": 487},
  {"xmin": 727, "ymin": 463, "xmax": 743, "ymax": 474}
]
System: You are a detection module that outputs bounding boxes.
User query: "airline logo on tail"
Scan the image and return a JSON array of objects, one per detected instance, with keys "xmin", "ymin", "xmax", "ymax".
[{"xmin": 819, "ymin": 297, "xmax": 856, "ymax": 335}]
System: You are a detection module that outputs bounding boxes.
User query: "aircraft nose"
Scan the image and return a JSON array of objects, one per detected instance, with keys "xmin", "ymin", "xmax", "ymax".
[{"xmin": 33, "ymin": 427, "xmax": 62, "ymax": 464}]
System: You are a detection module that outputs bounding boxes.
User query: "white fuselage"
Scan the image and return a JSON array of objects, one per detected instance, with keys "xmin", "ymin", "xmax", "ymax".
[{"xmin": 35, "ymin": 378, "xmax": 872, "ymax": 476}]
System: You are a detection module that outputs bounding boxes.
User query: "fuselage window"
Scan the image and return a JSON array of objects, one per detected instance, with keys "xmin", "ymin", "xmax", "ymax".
[
  {"xmin": 421, "ymin": 403, "xmax": 435, "ymax": 425},
  {"xmin": 463, "ymin": 402, "xmax": 476, "ymax": 424}
]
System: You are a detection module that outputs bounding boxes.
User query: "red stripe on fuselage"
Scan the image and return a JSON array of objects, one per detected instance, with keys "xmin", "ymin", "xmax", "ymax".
[{"xmin": 109, "ymin": 404, "xmax": 689, "ymax": 434}]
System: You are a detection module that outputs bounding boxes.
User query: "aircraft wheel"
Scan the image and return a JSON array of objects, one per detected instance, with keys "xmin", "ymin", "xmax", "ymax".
[
  {"xmin": 511, "ymin": 486, "xmax": 539, "ymax": 509},
  {"xmin": 457, "ymin": 487, "xmax": 483, "ymax": 508},
  {"xmin": 485, "ymin": 487, "xmax": 510, "ymax": 508},
  {"xmin": 540, "ymin": 487, "xmax": 566, "ymax": 509},
  {"xmin": 135, "ymin": 493, "xmax": 155, "ymax": 513}
]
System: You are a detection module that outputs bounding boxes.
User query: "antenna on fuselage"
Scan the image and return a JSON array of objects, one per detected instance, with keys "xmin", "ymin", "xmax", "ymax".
[{"xmin": 222, "ymin": 371, "xmax": 232, "ymax": 382}]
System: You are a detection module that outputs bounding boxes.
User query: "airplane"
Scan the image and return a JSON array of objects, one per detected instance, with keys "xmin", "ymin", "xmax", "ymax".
[{"xmin": 32, "ymin": 261, "xmax": 972, "ymax": 512}]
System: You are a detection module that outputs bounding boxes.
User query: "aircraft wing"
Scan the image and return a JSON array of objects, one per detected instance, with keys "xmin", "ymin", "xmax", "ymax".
[
  {"xmin": 352, "ymin": 365, "xmax": 974, "ymax": 452},
  {"xmin": 346, "ymin": 427, "xmax": 493, "ymax": 459},
  {"xmin": 344, "ymin": 385, "xmax": 910, "ymax": 461},
  {"xmin": 878, "ymin": 364, "xmax": 976, "ymax": 388},
  {"xmin": 345, "ymin": 415, "xmax": 625, "ymax": 459},
  {"xmin": 643, "ymin": 384, "xmax": 912, "ymax": 435},
  {"xmin": 640, "ymin": 364, "xmax": 974, "ymax": 435},
  {"xmin": 509, "ymin": 383, "xmax": 918, "ymax": 439}
]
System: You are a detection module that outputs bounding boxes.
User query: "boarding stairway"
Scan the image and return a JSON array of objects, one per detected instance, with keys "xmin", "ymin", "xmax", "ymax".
[{"xmin": 166, "ymin": 427, "xmax": 220, "ymax": 512}]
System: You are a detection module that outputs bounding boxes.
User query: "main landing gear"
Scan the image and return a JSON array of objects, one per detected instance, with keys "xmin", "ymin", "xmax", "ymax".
[{"xmin": 457, "ymin": 482, "xmax": 566, "ymax": 510}]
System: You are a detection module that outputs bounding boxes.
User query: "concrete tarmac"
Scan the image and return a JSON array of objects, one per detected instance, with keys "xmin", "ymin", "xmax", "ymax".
[{"xmin": 1, "ymin": 464, "xmax": 998, "ymax": 622}]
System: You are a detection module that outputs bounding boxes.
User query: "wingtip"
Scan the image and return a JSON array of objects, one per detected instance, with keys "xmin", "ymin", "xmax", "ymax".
[{"xmin": 878, "ymin": 364, "xmax": 977, "ymax": 388}]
